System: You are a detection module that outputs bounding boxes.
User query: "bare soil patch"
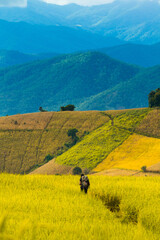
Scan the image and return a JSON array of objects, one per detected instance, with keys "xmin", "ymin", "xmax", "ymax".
[{"xmin": 30, "ymin": 159, "xmax": 73, "ymax": 175}]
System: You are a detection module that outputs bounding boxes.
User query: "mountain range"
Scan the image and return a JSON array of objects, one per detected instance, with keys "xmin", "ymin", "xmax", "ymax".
[
  {"xmin": 0, "ymin": 50, "xmax": 58, "ymax": 68},
  {"xmin": 0, "ymin": 19, "xmax": 124, "ymax": 54},
  {"xmin": 2, "ymin": 41, "xmax": 160, "ymax": 68},
  {"xmin": 0, "ymin": 51, "xmax": 159, "ymax": 116},
  {"xmin": 0, "ymin": 0, "xmax": 160, "ymax": 115},
  {"xmin": 0, "ymin": 0, "xmax": 160, "ymax": 44},
  {"xmin": 99, "ymin": 42, "xmax": 160, "ymax": 67}
]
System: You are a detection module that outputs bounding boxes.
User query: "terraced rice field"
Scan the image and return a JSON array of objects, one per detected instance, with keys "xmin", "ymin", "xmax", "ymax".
[
  {"xmin": 0, "ymin": 111, "xmax": 109, "ymax": 173},
  {"xmin": 94, "ymin": 134, "xmax": 160, "ymax": 172},
  {"xmin": 1, "ymin": 174, "xmax": 160, "ymax": 240}
]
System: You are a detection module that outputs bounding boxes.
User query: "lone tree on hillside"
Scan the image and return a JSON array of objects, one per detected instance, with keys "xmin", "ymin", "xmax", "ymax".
[
  {"xmin": 39, "ymin": 106, "xmax": 47, "ymax": 112},
  {"xmin": 60, "ymin": 104, "xmax": 75, "ymax": 111},
  {"xmin": 67, "ymin": 128, "xmax": 78, "ymax": 140},
  {"xmin": 148, "ymin": 88, "xmax": 160, "ymax": 108}
]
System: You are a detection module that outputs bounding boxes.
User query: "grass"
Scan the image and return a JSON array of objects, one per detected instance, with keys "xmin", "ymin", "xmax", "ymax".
[
  {"xmin": 0, "ymin": 111, "xmax": 109, "ymax": 174},
  {"xmin": 0, "ymin": 174, "xmax": 160, "ymax": 240},
  {"xmin": 94, "ymin": 133, "xmax": 160, "ymax": 172},
  {"xmin": 56, "ymin": 109, "xmax": 149, "ymax": 169}
]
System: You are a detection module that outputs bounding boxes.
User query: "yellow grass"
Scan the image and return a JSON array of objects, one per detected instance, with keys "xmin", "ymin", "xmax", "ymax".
[
  {"xmin": 94, "ymin": 133, "xmax": 160, "ymax": 171},
  {"xmin": 1, "ymin": 174, "xmax": 160, "ymax": 240}
]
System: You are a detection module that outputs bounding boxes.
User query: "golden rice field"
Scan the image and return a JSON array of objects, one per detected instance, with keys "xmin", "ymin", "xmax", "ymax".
[
  {"xmin": 0, "ymin": 111, "xmax": 109, "ymax": 174},
  {"xmin": 0, "ymin": 174, "xmax": 160, "ymax": 240},
  {"xmin": 56, "ymin": 109, "xmax": 149, "ymax": 169},
  {"xmin": 94, "ymin": 134, "xmax": 160, "ymax": 172}
]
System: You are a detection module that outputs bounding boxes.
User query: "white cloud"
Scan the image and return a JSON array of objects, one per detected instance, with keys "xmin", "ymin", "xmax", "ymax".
[
  {"xmin": 0, "ymin": 0, "xmax": 27, "ymax": 7},
  {"xmin": 44, "ymin": 0, "xmax": 114, "ymax": 6}
]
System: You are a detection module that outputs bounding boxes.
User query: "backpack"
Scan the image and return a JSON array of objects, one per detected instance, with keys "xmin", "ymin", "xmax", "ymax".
[{"xmin": 82, "ymin": 175, "xmax": 89, "ymax": 187}]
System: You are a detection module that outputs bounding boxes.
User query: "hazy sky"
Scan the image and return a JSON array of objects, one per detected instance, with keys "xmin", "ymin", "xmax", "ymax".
[
  {"xmin": 44, "ymin": 0, "xmax": 155, "ymax": 5},
  {"xmin": 0, "ymin": 0, "xmax": 156, "ymax": 7},
  {"xmin": 0, "ymin": 0, "xmax": 27, "ymax": 7},
  {"xmin": 44, "ymin": 0, "xmax": 114, "ymax": 5}
]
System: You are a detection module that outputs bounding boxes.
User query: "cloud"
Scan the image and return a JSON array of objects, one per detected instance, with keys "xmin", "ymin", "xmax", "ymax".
[
  {"xmin": 44, "ymin": 0, "xmax": 114, "ymax": 6},
  {"xmin": 0, "ymin": 0, "xmax": 27, "ymax": 7}
]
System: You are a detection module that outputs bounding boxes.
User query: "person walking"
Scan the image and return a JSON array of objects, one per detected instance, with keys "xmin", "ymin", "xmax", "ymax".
[{"xmin": 80, "ymin": 174, "xmax": 90, "ymax": 194}]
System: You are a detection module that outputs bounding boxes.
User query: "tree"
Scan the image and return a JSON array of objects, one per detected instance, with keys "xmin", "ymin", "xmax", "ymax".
[
  {"xmin": 141, "ymin": 166, "xmax": 147, "ymax": 172},
  {"xmin": 148, "ymin": 90, "xmax": 155, "ymax": 107},
  {"xmin": 39, "ymin": 106, "xmax": 47, "ymax": 112},
  {"xmin": 67, "ymin": 128, "xmax": 78, "ymax": 140},
  {"xmin": 60, "ymin": 104, "xmax": 75, "ymax": 111},
  {"xmin": 148, "ymin": 88, "xmax": 160, "ymax": 107},
  {"xmin": 72, "ymin": 167, "xmax": 82, "ymax": 175}
]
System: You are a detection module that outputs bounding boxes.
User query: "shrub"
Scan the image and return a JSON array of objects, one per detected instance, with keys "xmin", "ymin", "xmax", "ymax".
[
  {"xmin": 39, "ymin": 106, "xmax": 47, "ymax": 112},
  {"xmin": 141, "ymin": 166, "xmax": 147, "ymax": 172},
  {"xmin": 60, "ymin": 105, "xmax": 75, "ymax": 111},
  {"xmin": 67, "ymin": 128, "xmax": 78, "ymax": 140},
  {"xmin": 72, "ymin": 167, "xmax": 82, "ymax": 175},
  {"xmin": 44, "ymin": 154, "xmax": 54, "ymax": 163},
  {"xmin": 14, "ymin": 121, "xmax": 18, "ymax": 125}
]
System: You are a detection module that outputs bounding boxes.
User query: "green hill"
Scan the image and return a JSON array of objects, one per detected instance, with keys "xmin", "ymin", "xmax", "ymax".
[
  {"xmin": 78, "ymin": 65, "xmax": 160, "ymax": 111},
  {"xmin": 0, "ymin": 50, "xmax": 58, "ymax": 68},
  {"xmin": 0, "ymin": 51, "xmax": 139, "ymax": 116}
]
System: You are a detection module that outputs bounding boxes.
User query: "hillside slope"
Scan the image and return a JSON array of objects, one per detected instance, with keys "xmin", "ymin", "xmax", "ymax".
[
  {"xmin": 94, "ymin": 108, "xmax": 160, "ymax": 173},
  {"xmin": 0, "ymin": 111, "xmax": 109, "ymax": 174},
  {"xmin": 56, "ymin": 109, "xmax": 149, "ymax": 169},
  {"xmin": 94, "ymin": 134, "xmax": 160, "ymax": 172},
  {"xmin": 99, "ymin": 43, "xmax": 160, "ymax": 67},
  {"xmin": 0, "ymin": 52, "xmax": 139, "ymax": 116},
  {"xmin": 78, "ymin": 65, "xmax": 160, "ymax": 111}
]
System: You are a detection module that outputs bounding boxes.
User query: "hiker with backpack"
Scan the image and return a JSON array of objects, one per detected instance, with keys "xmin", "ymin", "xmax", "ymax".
[{"xmin": 80, "ymin": 174, "xmax": 90, "ymax": 194}]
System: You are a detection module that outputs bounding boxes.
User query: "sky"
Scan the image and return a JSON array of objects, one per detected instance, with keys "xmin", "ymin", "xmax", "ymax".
[
  {"xmin": 0, "ymin": 0, "xmax": 27, "ymax": 7},
  {"xmin": 44, "ymin": 0, "xmax": 114, "ymax": 5},
  {"xmin": 0, "ymin": 0, "xmax": 156, "ymax": 7}
]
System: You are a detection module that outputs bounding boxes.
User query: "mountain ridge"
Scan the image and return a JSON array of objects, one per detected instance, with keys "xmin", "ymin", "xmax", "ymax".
[
  {"xmin": 0, "ymin": 0, "xmax": 160, "ymax": 44},
  {"xmin": 0, "ymin": 19, "xmax": 124, "ymax": 54},
  {"xmin": 0, "ymin": 51, "xmax": 140, "ymax": 116}
]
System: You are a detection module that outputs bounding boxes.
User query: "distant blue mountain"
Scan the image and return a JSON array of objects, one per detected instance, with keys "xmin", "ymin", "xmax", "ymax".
[
  {"xmin": 0, "ymin": 19, "xmax": 124, "ymax": 54},
  {"xmin": 99, "ymin": 42, "xmax": 160, "ymax": 67},
  {"xmin": 0, "ymin": 0, "xmax": 160, "ymax": 44}
]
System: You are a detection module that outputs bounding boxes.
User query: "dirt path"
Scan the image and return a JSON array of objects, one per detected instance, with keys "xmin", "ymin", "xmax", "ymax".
[{"xmin": 30, "ymin": 158, "xmax": 73, "ymax": 175}]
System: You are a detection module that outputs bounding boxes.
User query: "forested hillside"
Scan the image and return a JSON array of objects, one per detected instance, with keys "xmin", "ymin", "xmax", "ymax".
[
  {"xmin": 0, "ymin": 50, "xmax": 58, "ymax": 68},
  {"xmin": 0, "ymin": 52, "xmax": 139, "ymax": 115},
  {"xmin": 78, "ymin": 65, "xmax": 160, "ymax": 111}
]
